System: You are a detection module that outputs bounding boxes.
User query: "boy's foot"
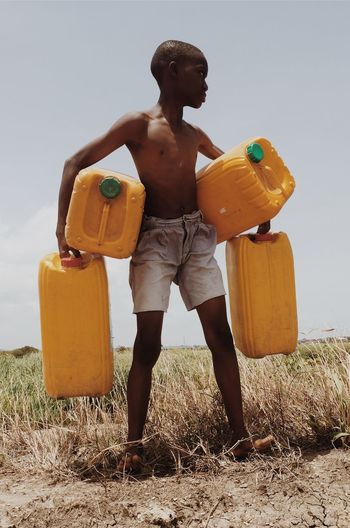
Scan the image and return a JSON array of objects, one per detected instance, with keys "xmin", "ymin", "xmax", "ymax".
[
  {"xmin": 229, "ymin": 434, "xmax": 275, "ymax": 460},
  {"xmin": 117, "ymin": 443, "xmax": 144, "ymax": 474}
]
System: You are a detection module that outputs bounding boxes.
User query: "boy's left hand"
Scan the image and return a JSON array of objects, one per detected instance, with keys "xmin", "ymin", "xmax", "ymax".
[{"xmin": 257, "ymin": 220, "xmax": 271, "ymax": 234}]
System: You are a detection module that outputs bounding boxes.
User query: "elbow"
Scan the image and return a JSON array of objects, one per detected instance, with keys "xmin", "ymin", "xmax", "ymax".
[
  {"xmin": 64, "ymin": 155, "xmax": 84, "ymax": 172},
  {"xmin": 64, "ymin": 157, "xmax": 77, "ymax": 169}
]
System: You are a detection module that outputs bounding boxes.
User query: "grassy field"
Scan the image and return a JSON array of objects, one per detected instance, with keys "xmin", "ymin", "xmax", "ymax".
[{"xmin": 0, "ymin": 340, "xmax": 349, "ymax": 479}]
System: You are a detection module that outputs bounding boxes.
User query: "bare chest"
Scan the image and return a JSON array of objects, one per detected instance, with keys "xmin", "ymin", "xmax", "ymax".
[{"xmin": 142, "ymin": 119, "xmax": 199, "ymax": 168}]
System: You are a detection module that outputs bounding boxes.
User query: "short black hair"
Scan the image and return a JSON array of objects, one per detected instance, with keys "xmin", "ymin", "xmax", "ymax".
[{"xmin": 150, "ymin": 40, "xmax": 204, "ymax": 87}]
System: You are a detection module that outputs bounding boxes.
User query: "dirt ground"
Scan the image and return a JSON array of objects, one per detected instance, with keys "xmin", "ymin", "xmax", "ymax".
[{"xmin": 0, "ymin": 449, "xmax": 349, "ymax": 528}]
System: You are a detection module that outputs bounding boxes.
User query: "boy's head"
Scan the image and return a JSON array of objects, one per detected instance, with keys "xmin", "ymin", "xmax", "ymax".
[{"xmin": 151, "ymin": 40, "xmax": 208, "ymax": 108}]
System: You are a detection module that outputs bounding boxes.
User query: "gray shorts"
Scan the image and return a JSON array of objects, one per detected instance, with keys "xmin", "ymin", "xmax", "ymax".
[{"xmin": 129, "ymin": 210, "xmax": 226, "ymax": 313}]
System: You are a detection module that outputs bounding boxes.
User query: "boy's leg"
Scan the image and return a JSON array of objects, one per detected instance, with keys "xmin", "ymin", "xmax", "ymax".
[
  {"xmin": 127, "ymin": 310, "xmax": 164, "ymax": 442},
  {"xmin": 118, "ymin": 310, "xmax": 164, "ymax": 471},
  {"xmin": 196, "ymin": 295, "xmax": 274, "ymax": 456},
  {"xmin": 196, "ymin": 295, "xmax": 248, "ymax": 439}
]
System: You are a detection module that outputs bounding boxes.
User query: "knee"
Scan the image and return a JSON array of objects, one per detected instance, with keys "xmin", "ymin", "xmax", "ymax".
[
  {"xmin": 133, "ymin": 330, "xmax": 161, "ymax": 368},
  {"xmin": 204, "ymin": 322, "xmax": 234, "ymax": 353}
]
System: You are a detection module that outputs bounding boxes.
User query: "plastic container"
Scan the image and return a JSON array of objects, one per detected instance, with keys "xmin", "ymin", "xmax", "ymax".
[
  {"xmin": 38, "ymin": 253, "xmax": 113, "ymax": 398},
  {"xmin": 196, "ymin": 137, "xmax": 295, "ymax": 243},
  {"xmin": 225, "ymin": 232, "xmax": 298, "ymax": 358},
  {"xmin": 65, "ymin": 168, "xmax": 145, "ymax": 258}
]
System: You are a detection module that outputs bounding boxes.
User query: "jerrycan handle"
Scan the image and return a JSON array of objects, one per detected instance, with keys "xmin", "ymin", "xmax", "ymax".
[
  {"xmin": 97, "ymin": 177, "xmax": 122, "ymax": 246},
  {"xmin": 248, "ymin": 231, "xmax": 274, "ymax": 242},
  {"xmin": 254, "ymin": 233, "xmax": 275, "ymax": 242},
  {"xmin": 246, "ymin": 143, "xmax": 288, "ymax": 197},
  {"xmin": 61, "ymin": 256, "xmax": 83, "ymax": 268}
]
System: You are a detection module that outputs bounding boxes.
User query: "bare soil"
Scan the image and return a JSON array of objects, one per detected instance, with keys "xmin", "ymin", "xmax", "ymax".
[{"xmin": 1, "ymin": 449, "xmax": 349, "ymax": 528}]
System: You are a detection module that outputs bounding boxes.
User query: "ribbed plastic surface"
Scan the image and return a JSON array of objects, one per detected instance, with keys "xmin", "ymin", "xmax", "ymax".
[
  {"xmin": 38, "ymin": 253, "xmax": 113, "ymax": 398},
  {"xmin": 225, "ymin": 233, "xmax": 298, "ymax": 358},
  {"xmin": 196, "ymin": 137, "xmax": 295, "ymax": 243},
  {"xmin": 66, "ymin": 168, "xmax": 145, "ymax": 258}
]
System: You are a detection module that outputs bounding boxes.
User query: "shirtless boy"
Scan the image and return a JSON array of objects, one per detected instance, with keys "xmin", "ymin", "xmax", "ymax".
[{"xmin": 56, "ymin": 40, "xmax": 274, "ymax": 471}]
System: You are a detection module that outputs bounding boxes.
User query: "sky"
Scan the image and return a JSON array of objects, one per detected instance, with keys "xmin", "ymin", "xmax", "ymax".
[{"xmin": 0, "ymin": 0, "xmax": 349, "ymax": 349}]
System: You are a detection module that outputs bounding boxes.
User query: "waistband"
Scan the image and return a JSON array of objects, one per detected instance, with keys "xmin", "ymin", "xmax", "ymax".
[{"xmin": 142, "ymin": 209, "xmax": 203, "ymax": 228}]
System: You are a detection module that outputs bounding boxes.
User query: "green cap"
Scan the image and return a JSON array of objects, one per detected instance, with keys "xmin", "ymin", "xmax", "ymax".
[
  {"xmin": 99, "ymin": 177, "xmax": 121, "ymax": 199},
  {"xmin": 246, "ymin": 143, "xmax": 264, "ymax": 163}
]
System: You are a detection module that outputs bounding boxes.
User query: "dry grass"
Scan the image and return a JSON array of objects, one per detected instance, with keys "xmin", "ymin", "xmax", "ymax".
[{"xmin": 0, "ymin": 339, "xmax": 349, "ymax": 480}]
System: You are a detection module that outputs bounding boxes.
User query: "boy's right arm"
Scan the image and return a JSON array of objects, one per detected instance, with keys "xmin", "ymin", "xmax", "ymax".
[{"xmin": 56, "ymin": 112, "xmax": 146, "ymax": 257}]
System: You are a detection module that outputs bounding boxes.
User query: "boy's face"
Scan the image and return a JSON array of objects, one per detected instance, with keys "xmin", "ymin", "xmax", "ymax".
[{"xmin": 175, "ymin": 52, "xmax": 208, "ymax": 109}]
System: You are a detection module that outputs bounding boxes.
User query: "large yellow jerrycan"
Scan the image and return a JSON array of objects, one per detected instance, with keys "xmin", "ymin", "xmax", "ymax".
[
  {"xmin": 66, "ymin": 168, "xmax": 145, "ymax": 258},
  {"xmin": 225, "ymin": 232, "xmax": 298, "ymax": 358},
  {"xmin": 38, "ymin": 253, "xmax": 113, "ymax": 398},
  {"xmin": 196, "ymin": 138, "xmax": 295, "ymax": 243}
]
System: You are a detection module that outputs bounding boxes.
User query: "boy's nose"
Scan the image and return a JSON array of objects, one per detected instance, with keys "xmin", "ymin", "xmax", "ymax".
[{"xmin": 204, "ymin": 80, "xmax": 208, "ymax": 91}]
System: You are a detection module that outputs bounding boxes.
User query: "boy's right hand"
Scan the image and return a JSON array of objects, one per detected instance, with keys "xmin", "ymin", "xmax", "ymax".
[{"xmin": 56, "ymin": 230, "xmax": 81, "ymax": 259}]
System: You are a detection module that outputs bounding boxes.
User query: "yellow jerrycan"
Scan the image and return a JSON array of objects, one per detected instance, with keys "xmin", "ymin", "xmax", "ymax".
[
  {"xmin": 38, "ymin": 253, "xmax": 113, "ymax": 398},
  {"xmin": 196, "ymin": 138, "xmax": 295, "ymax": 243},
  {"xmin": 66, "ymin": 168, "xmax": 145, "ymax": 258},
  {"xmin": 225, "ymin": 232, "xmax": 298, "ymax": 358}
]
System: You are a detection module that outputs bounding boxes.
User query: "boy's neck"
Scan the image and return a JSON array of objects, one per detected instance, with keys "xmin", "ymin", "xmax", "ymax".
[{"xmin": 156, "ymin": 94, "xmax": 184, "ymax": 128}]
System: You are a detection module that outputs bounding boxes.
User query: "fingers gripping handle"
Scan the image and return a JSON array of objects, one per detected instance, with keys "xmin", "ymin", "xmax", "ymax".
[{"xmin": 60, "ymin": 256, "xmax": 83, "ymax": 268}]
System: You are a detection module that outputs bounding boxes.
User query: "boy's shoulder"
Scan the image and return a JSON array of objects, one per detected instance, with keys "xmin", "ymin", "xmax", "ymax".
[
  {"xmin": 116, "ymin": 111, "xmax": 205, "ymax": 146},
  {"xmin": 117, "ymin": 110, "xmax": 151, "ymax": 126},
  {"xmin": 115, "ymin": 108, "xmax": 165, "ymax": 134},
  {"xmin": 122, "ymin": 109, "xmax": 203, "ymax": 131},
  {"xmin": 183, "ymin": 121, "xmax": 208, "ymax": 142},
  {"xmin": 122, "ymin": 105, "xmax": 165, "ymax": 122},
  {"xmin": 108, "ymin": 110, "xmax": 152, "ymax": 146}
]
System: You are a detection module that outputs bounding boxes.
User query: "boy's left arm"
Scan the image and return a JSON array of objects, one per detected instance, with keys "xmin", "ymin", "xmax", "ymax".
[
  {"xmin": 196, "ymin": 126, "xmax": 271, "ymax": 234},
  {"xmin": 196, "ymin": 126, "xmax": 224, "ymax": 160}
]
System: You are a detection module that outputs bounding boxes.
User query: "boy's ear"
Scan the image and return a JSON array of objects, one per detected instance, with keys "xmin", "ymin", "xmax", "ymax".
[{"xmin": 168, "ymin": 60, "xmax": 178, "ymax": 79}]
